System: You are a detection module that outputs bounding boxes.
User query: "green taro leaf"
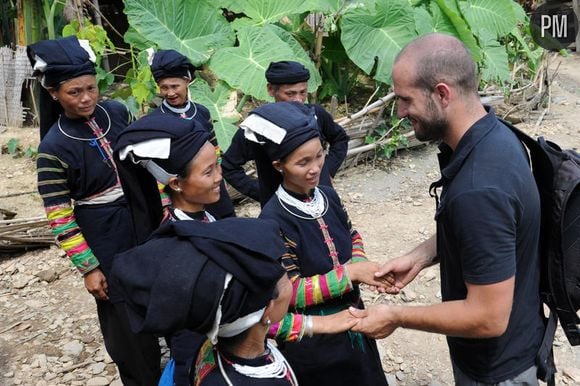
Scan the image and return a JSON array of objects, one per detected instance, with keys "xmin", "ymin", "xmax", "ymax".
[
  {"xmin": 340, "ymin": 0, "xmax": 417, "ymax": 84},
  {"xmin": 123, "ymin": 0, "xmax": 234, "ymax": 66},
  {"xmin": 216, "ymin": 0, "xmax": 313, "ymax": 26},
  {"xmin": 433, "ymin": 0, "xmax": 481, "ymax": 62},
  {"xmin": 415, "ymin": 3, "xmax": 460, "ymax": 37},
  {"xmin": 189, "ymin": 79, "xmax": 240, "ymax": 150},
  {"xmin": 459, "ymin": 0, "xmax": 516, "ymax": 38},
  {"xmin": 209, "ymin": 25, "xmax": 321, "ymax": 101},
  {"xmin": 478, "ymin": 29, "xmax": 510, "ymax": 84}
]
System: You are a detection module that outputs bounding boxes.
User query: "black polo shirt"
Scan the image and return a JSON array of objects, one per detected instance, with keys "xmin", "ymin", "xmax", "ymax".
[{"xmin": 433, "ymin": 109, "xmax": 544, "ymax": 382}]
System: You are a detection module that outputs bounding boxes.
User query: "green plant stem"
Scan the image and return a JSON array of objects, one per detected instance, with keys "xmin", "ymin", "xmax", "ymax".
[{"xmin": 236, "ymin": 94, "xmax": 249, "ymax": 113}]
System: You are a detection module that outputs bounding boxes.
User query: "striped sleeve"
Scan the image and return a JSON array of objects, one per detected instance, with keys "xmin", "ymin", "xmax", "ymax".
[
  {"xmin": 268, "ymin": 313, "xmax": 305, "ymax": 342},
  {"xmin": 37, "ymin": 153, "xmax": 99, "ymax": 274},
  {"xmin": 350, "ymin": 230, "xmax": 367, "ymax": 263},
  {"xmin": 282, "ymin": 235, "xmax": 353, "ymax": 309}
]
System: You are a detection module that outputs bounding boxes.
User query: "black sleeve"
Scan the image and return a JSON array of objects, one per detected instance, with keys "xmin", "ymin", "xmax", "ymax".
[
  {"xmin": 221, "ymin": 129, "xmax": 260, "ymax": 201},
  {"xmin": 195, "ymin": 103, "xmax": 219, "ymax": 148},
  {"xmin": 312, "ymin": 104, "xmax": 349, "ymax": 177}
]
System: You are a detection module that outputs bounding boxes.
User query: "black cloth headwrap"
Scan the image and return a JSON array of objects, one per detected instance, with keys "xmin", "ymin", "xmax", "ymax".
[
  {"xmin": 113, "ymin": 113, "xmax": 209, "ymax": 243},
  {"xmin": 150, "ymin": 49, "xmax": 196, "ymax": 83},
  {"xmin": 252, "ymin": 101, "xmax": 319, "ymax": 160},
  {"xmin": 110, "ymin": 218, "xmax": 286, "ymax": 335},
  {"xmin": 27, "ymin": 36, "xmax": 96, "ymax": 88},
  {"xmin": 265, "ymin": 61, "xmax": 310, "ymax": 85}
]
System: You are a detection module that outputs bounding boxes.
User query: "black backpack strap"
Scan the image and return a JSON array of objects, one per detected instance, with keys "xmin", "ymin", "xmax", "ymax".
[{"xmin": 536, "ymin": 311, "xmax": 557, "ymax": 385}]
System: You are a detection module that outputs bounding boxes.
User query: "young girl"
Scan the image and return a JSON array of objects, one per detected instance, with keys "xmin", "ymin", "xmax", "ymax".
[{"xmin": 251, "ymin": 102, "xmax": 390, "ymax": 386}]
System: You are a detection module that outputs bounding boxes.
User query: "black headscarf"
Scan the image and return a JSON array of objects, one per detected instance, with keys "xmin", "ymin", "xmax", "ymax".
[
  {"xmin": 113, "ymin": 113, "xmax": 210, "ymax": 242},
  {"xmin": 265, "ymin": 61, "xmax": 310, "ymax": 85},
  {"xmin": 26, "ymin": 36, "xmax": 97, "ymax": 139},
  {"xmin": 244, "ymin": 102, "xmax": 320, "ymax": 161},
  {"xmin": 27, "ymin": 35, "xmax": 96, "ymax": 88},
  {"xmin": 110, "ymin": 218, "xmax": 287, "ymax": 339},
  {"xmin": 150, "ymin": 49, "xmax": 196, "ymax": 83}
]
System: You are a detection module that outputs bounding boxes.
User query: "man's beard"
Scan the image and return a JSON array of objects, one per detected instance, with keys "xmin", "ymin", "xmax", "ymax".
[{"xmin": 413, "ymin": 98, "xmax": 448, "ymax": 142}]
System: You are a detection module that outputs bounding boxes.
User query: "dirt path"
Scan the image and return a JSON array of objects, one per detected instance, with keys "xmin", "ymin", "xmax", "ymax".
[{"xmin": 1, "ymin": 54, "xmax": 579, "ymax": 385}]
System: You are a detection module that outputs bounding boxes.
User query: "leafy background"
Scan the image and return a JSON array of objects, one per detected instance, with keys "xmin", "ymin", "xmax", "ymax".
[{"xmin": 71, "ymin": 0, "xmax": 543, "ymax": 147}]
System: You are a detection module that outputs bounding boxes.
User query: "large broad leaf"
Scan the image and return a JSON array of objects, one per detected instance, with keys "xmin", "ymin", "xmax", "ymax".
[
  {"xmin": 340, "ymin": 0, "xmax": 417, "ymax": 84},
  {"xmin": 123, "ymin": 0, "xmax": 234, "ymax": 66},
  {"xmin": 189, "ymin": 79, "xmax": 241, "ymax": 150},
  {"xmin": 209, "ymin": 24, "xmax": 321, "ymax": 101},
  {"xmin": 478, "ymin": 29, "xmax": 510, "ymax": 84},
  {"xmin": 415, "ymin": 3, "xmax": 462, "ymax": 37},
  {"xmin": 433, "ymin": 0, "xmax": 482, "ymax": 62},
  {"xmin": 215, "ymin": 0, "xmax": 313, "ymax": 26},
  {"xmin": 459, "ymin": 0, "xmax": 516, "ymax": 38}
]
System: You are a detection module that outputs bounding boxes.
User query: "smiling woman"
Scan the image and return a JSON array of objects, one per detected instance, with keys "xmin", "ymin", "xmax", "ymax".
[{"xmin": 147, "ymin": 48, "xmax": 236, "ymax": 220}]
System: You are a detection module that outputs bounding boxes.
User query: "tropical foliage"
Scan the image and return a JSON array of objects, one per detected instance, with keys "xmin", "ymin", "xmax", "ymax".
[{"xmin": 66, "ymin": 0, "xmax": 543, "ymax": 148}]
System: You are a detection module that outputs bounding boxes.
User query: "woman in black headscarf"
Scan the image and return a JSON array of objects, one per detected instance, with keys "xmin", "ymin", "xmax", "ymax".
[
  {"xmin": 27, "ymin": 36, "xmax": 161, "ymax": 385},
  {"xmin": 147, "ymin": 48, "xmax": 235, "ymax": 219},
  {"xmin": 252, "ymin": 102, "xmax": 390, "ymax": 386},
  {"xmin": 115, "ymin": 113, "xmax": 363, "ymax": 385},
  {"xmin": 111, "ymin": 218, "xmax": 298, "ymax": 385}
]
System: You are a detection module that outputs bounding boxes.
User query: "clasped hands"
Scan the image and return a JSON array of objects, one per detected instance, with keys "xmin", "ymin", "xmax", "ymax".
[{"xmin": 342, "ymin": 255, "xmax": 423, "ymax": 339}]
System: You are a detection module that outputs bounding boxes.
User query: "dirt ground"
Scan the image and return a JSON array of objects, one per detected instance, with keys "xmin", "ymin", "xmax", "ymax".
[{"xmin": 1, "ymin": 54, "xmax": 579, "ymax": 385}]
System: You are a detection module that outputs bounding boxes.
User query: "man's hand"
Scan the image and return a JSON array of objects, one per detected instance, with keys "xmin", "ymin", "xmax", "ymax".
[
  {"xmin": 84, "ymin": 268, "xmax": 109, "ymax": 301},
  {"xmin": 375, "ymin": 235, "xmax": 437, "ymax": 294},
  {"xmin": 348, "ymin": 305, "xmax": 399, "ymax": 339}
]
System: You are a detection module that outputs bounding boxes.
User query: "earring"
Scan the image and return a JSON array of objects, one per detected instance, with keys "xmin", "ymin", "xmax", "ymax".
[
  {"xmin": 175, "ymin": 188, "xmax": 181, "ymax": 192},
  {"xmin": 52, "ymin": 96, "xmax": 58, "ymax": 101},
  {"xmin": 278, "ymin": 169, "xmax": 283, "ymax": 173},
  {"xmin": 267, "ymin": 319, "xmax": 271, "ymax": 327}
]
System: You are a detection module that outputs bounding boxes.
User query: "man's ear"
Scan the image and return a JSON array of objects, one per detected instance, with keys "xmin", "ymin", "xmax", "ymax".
[{"xmin": 433, "ymin": 83, "xmax": 451, "ymax": 108}]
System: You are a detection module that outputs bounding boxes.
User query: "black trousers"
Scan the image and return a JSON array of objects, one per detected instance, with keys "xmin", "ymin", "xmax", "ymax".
[{"xmin": 96, "ymin": 300, "xmax": 161, "ymax": 386}]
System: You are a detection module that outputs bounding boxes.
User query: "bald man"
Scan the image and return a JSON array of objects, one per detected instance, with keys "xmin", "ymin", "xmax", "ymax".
[{"xmin": 350, "ymin": 33, "xmax": 544, "ymax": 385}]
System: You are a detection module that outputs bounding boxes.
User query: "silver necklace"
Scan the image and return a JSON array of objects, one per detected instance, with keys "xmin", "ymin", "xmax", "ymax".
[
  {"xmin": 57, "ymin": 104, "xmax": 111, "ymax": 141},
  {"xmin": 217, "ymin": 341, "xmax": 298, "ymax": 385},
  {"xmin": 276, "ymin": 185, "xmax": 328, "ymax": 220},
  {"xmin": 160, "ymin": 99, "xmax": 198, "ymax": 120}
]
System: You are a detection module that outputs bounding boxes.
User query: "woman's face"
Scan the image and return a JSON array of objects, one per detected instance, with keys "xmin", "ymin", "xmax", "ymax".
[
  {"xmin": 275, "ymin": 137, "xmax": 325, "ymax": 195},
  {"xmin": 170, "ymin": 142, "xmax": 222, "ymax": 212},
  {"xmin": 49, "ymin": 75, "xmax": 98, "ymax": 119},
  {"xmin": 268, "ymin": 275, "xmax": 293, "ymax": 324},
  {"xmin": 157, "ymin": 77, "xmax": 190, "ymax": 107}
]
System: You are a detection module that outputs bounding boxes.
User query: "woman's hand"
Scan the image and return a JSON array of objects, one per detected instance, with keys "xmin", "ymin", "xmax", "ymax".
[
  {"xmin": 84, "ymin": 268, "xmax": 109, "ymax": 301},
  {"xmin": 311, "ymin": 309, "xmax": 361, "ymax": 334},
  {"xmin": 347, "ymin": 261, "xmax": 393, "ymax": 290}
]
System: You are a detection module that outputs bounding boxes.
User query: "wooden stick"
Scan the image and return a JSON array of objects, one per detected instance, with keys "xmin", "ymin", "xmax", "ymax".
[
  {"xmin": 0, "ymin": 321, "xmax": 22, "ymax": 334},
  {"xmin": 57, "ymin": 360, "xmax": 93, "ymax": 374}
]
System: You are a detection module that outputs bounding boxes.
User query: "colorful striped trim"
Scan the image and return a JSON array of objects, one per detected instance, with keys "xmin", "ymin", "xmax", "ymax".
[
  {"xmin": 268, "ymin": 313, "xmax": 304, "ymax": 342},
  {"xmin": 290, "ymin": 264, "xmax": 353, "ymax": 309},
  {"xmin": 194, "ymin": 339, "xmax": 216, "ymax": 386},
  {"xmin": 44, "ymin": 204, "xmax": 99, "ymax": 275},
  {"xmin": 351, "ymin": 230, "xmax": 367, "ymax": 261}
]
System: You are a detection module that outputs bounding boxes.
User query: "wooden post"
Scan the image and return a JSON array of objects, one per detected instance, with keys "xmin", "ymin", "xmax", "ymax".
[
  {"xmin": 16, "ymin": 0, "xmax": 25, "ymax": 46},
  {"xmin": 573, "ymin": 0, "xmax": 580, "ymax": 53}
]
